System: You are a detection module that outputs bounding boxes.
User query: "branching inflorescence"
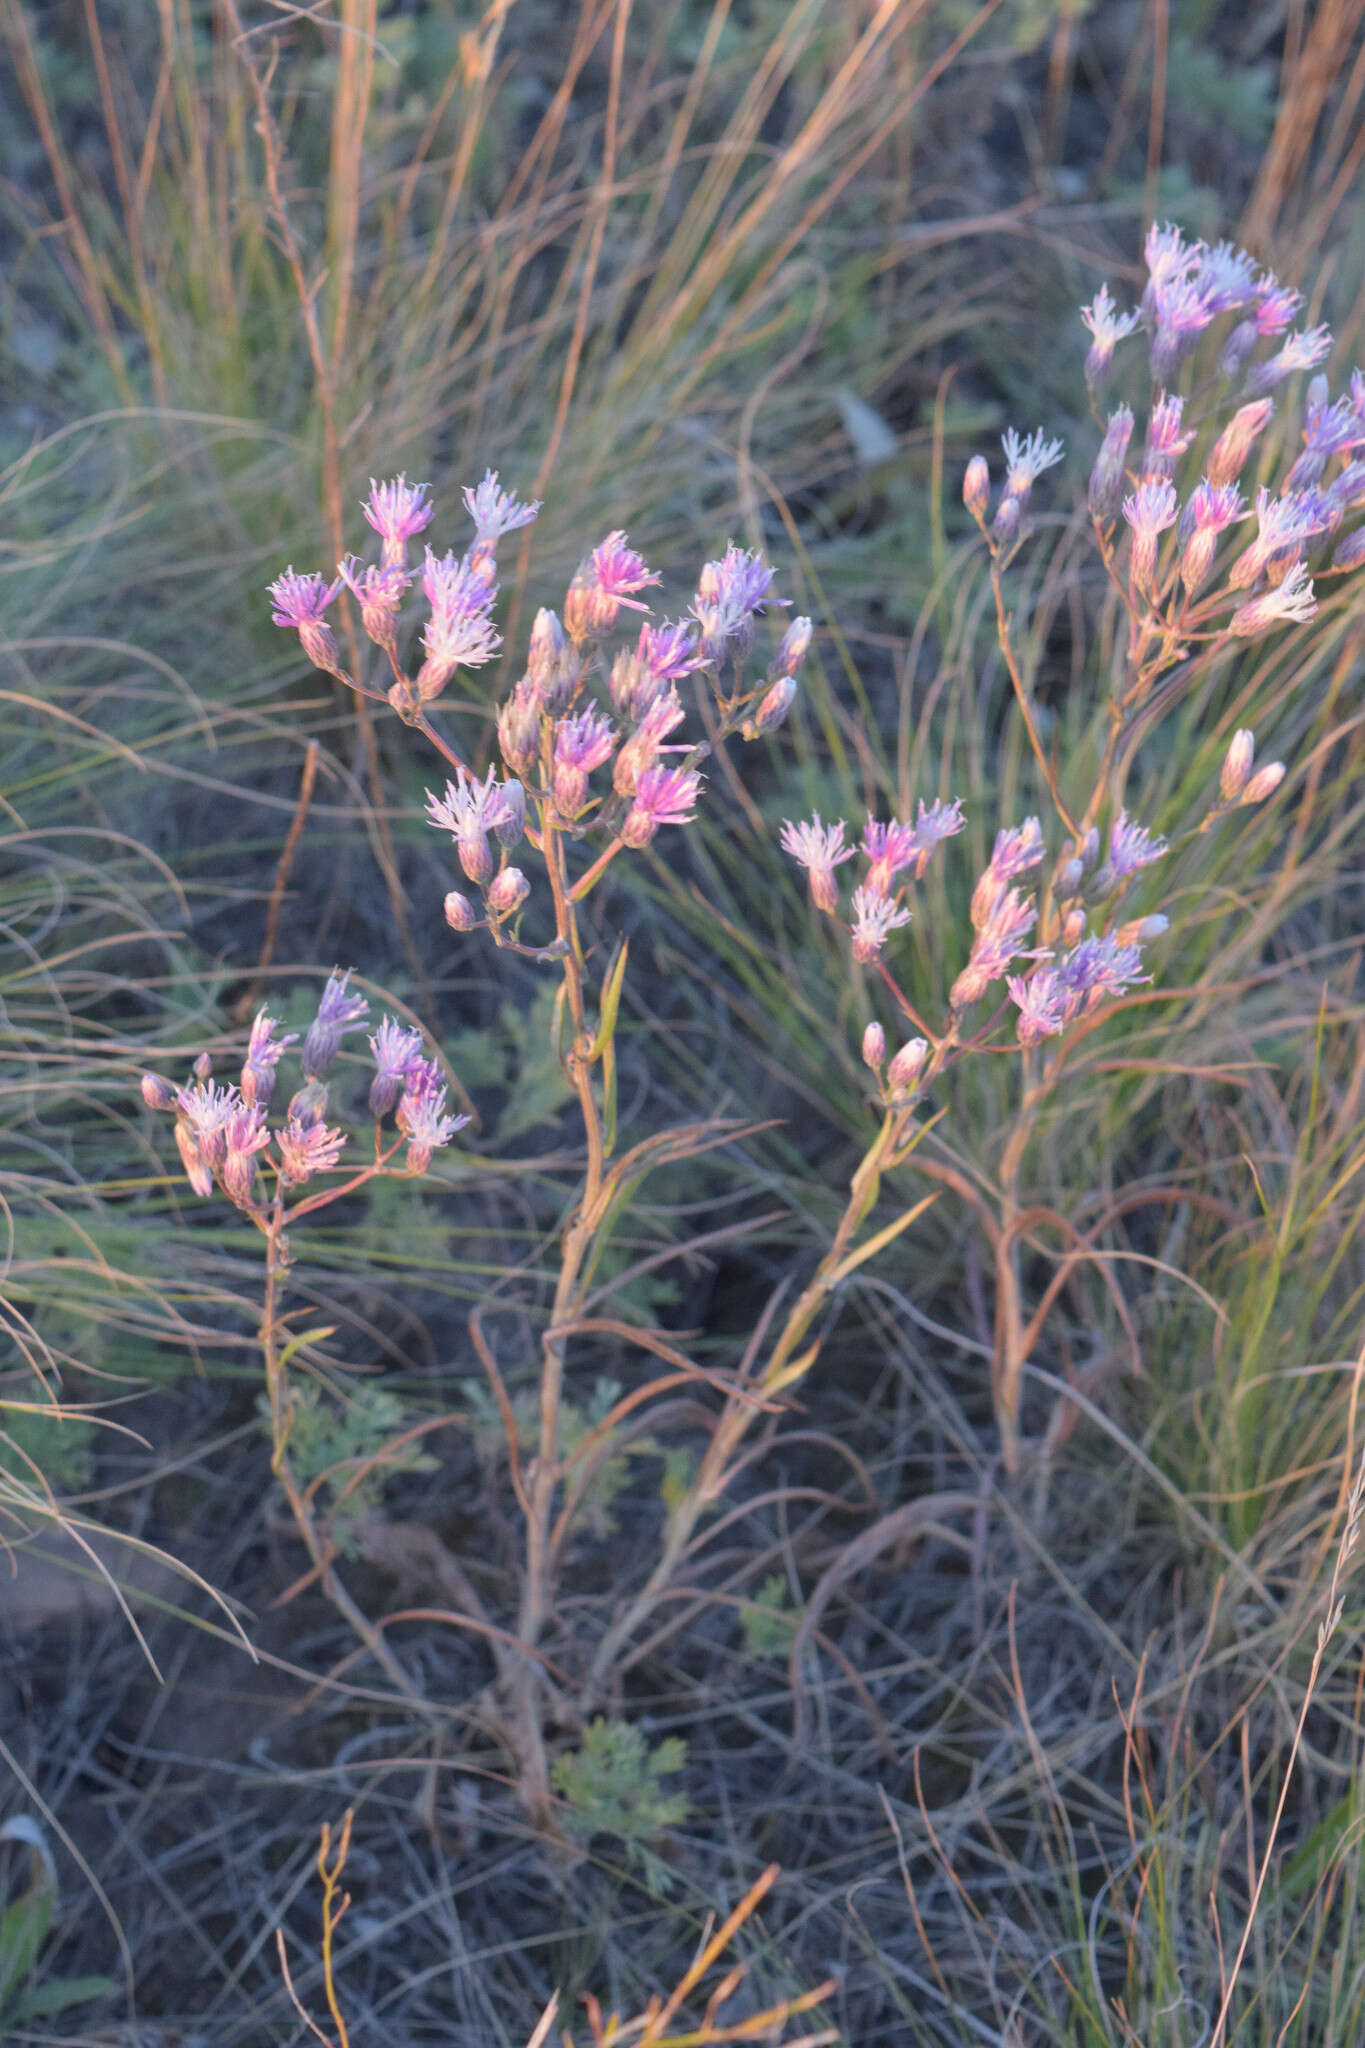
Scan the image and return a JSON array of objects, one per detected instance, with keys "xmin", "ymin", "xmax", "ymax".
[{"xmin": 140, "ymin": 222, "xmax": 1356, "ymax": 1821}]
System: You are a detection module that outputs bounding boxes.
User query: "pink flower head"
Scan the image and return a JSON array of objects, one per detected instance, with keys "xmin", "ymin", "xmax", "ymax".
[
  {"xmin": 951, "ymin": 888, "xmax": 1042, "ymax": 1008},
  {"xmin": 692, "ymin": 545, "xmax": 783, "ymax": 663},
  {"xmin": 637, "ymin": 619, "xmax": 701, "ymax": 685},
  {"xmin": 240, "ymin": 1009, "xmax": 298, "ymax": 1109},
  {"xmin": 1286, "ymin": 392, "xmax": 1365, "ymax": 490},
  {"xmin": 368, "ymin": 1017, "xmax": 425, "ymax": 1120},
  {"xmin": 1143, "ymin": 222, "xmax": 1203, "ymax": 301},
  {"xmin": 277, "ymin": 1115, "xmax": 347, "ymax": 1186},
  {"xmin": 416, "ymin": 547, "xmax": 502, "ymax": 697},
  {"xmin": 565, "ymin": 532, "xmax": 661, "ymax": 640},
  {"xmin": 1121, "ymin": 478, "xmax": 1179, "ymax": 594},
  {"xmin": 267, "ymin": 568, "xmax": 343, "ymax": 676},
  {"xmin": 849, "ymin": 883, "xmax": 912, "ymax": 965},
  {"xmin": 1143, "ymin": 393, "xmax": 1194, "ymax": 478},
  {"xmin": 426, "ymin": 767, "xmax": 509, "ymax": 886},
  {"xmin": 363, "ymin": 476, "xmax": 434, "ymax": 568},
  {"xmin": 780, "ymin": 814, "xmax": 855, "ymax": 914},
  {"xmin": 860, "ymin": 817, "xmax": 922, "ymax": 896},
  {"xmin": 337, "ymin": 556, "xmax": 410, "ymax": 656},
  {"xmin": 1194, "ymin": 241, "xmax": 1258, "ymax": 316},
  {"xmin": 1178, "ymin": 480, "xmax": 1246, "ymax": 592},
  {"xmin": 1093, "ymin": 810, "xmax": 1167, "ymax": 893},
  {"xmin": 970, "ymin": 819, "xmax": 1045, "ymax": 932},
  {"xmin": 613, "ymin": 688, "xmax": 685, "ymax": 798},
  {"xmin": 552, "ymin": 707, "xmax": 616, "ymax": 816},
  {"xmin": 1253, "ymin": 278, "xmax": 1304, "ymax": 338},
  {"xmin": 396, "ymin": 1066, "xmax": 469, "ymax": 1173},
  {"xmin": 1244, "ymin": 324, "xmax": 1333, "ymax": 398},
  {"xmin": 221, "ymin": 1100, "xmax": 271, "ymax": 1207},
  {"xmin": 1151, "ymin": 276, "xmax": 1217, "ymax": 379},
  {"xmin": 621, "ymin": 764, "xmax": 702, "ymax": 848},
  {"xmin": 176, "ymin": 1079, "xmax": 242, "ymax": 1170},
  {"xmin": 1227, "ymin": 486, "xmax": 1331, "ymax": 588},
  {"xmin": 1009, "ymin": 970, "xmax": 1068, "ymax": 1046},
  {"xmin": 301, "ymin": 970, "xmax": 370, "ymax": 1081},
  {"xmin": 1080, "ymin": 284, "xmax": 1141, "ymax": 382},
  {"xmin": 1000, "ymin": 427, "xmax": 1064, "ymax": 501},
  {"xmin": 1055, "ymin": 932, "xmax": 1150, "ymax": 1011},
  {"xmin": 1205, "ymin": 398, "xmax": 1275, "ymax": 489},
  {"xmin": 462, "ymin": 469, "xmax": 540, "ymax": 544},
  {"xmin": 1228, "ymin": 561, "xmax": 1318, "ymax": 636}
]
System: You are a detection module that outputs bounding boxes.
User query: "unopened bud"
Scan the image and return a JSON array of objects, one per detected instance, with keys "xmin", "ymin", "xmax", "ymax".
[
  {"xmin": 492, "ymin": 778, "xmax": 526, "ymax": 848},
  {"xmin": 527, "ymin": 608, "xmax": 566, "ymax": 690},
  {"xmin": 769, "ymin": 616, "xmax": 812, "ymax": 681},
  {"xmin": 1241, "ymin": 761, "xmax": 1286, "ymax": 805},
  {"xmin": 1206, "ymin": 399, "xmax": 1274, "ymax": 489},
  {"xmin": 141, "ymin": 1073, "xmax": 175, "ymax": 1111},
  {"xmin": 498, "ymin": 680, "xmax": 542, "ymax": 780},
  {"xmin": 457, "ymin": 831, "xmax": 494, "ymax": 887},
  {"xmin": 485, "ymin": 866, "xmax": 530, "ymax": 919},
  {"xmin": 963, "ymin": 455, "xmax": 990, "ymax": 520},
  {"xmin": 1056, "ymin": 857, "xmax": 1084, "ymax": 897},
  {"xmin": 1116, "ymin": 914, "xmax": 1170, "ymax": 945},
  {"xmin": 992, "ymin": 495, "xmax": 1021, "ymax": 546},
  {"xmin": 222, "ymin": 1150, "xmax": 261, "ymax": 1211},
  {"xmin": 1217, "ymin": 318, "xmax": 1258, "ymax": 381},
  {"xmin": 1332, "ymin": 526, "xmax": 1365, "ymax": 572},
  {"xmin": 288, "ymin": 1080, "xmax": 328, "ymax": 1128},
  {"xmin": 193, "ymin": 1051, "xmax": 214, "ymax": 1081},
  {"xmin": 1179, "ymin": 527, "xmax": 1219, "ymax": 596},
  {"xmin": 444, "ymin": 889, "xmax": 479, "ymax": 932},
  {"xmin": 1062, "ymin": 906, "xmax": 1087, "ymax": 946},
  {"xmin": 886, "ymin": 1037, "xmax": 929, "ymax": 1099},
  {"xmin": 1220, "ymin": 728, "xmax": 1255, "ymax": 802},
  {"xmin": 1088, "ymin": 407, "xmax": 1134, "ymax": 522},
  {"xmin": 862, "ymin": 1021, "xmax": 886, "ymax": 1071},
  {"xmin": 742, "ymin": 675, "xmax": 796, "ymax": 739},
  {"xmin": 1307, "ymin": 373, "xmax": 1330, "ymax": 411}
]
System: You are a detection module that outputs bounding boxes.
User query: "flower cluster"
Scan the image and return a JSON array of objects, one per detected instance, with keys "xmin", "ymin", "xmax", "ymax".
[
  {"xmin": 781, "ymin": 798, "xmax": 966, "ymax": 962},
  {"xmin": 141, "ymin": 975, "xmax": 467, "ymax": 1210}
]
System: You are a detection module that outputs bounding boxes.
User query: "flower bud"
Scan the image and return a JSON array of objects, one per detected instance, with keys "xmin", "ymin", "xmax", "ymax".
[
  {"xmin": 492, "ymin": 778, "xmax": 527, "ymax": 848},
  {"xmin": 1056, "ymin": 857, "xmax": 1084, "ymax": 897},
  {"xmin": 963, "ymin": 455, "xmax": 990, "ymax": 520},
  {"xmin": 1241, "ymin": 761, "xmax": 1286, "ymax": 805},
  {"xmin": 1332, "ymin": 526, "xmax": 1365, "ymax": 572},
  {"xmin": 1116, "ymin": 914, "xmax": 1170, "ymax": 945},
  {"xmin": 174, "ymin": 1120, "xmax": 214, "ymax": 1198},
  {"xmin": 141, "ymin": 1073, "xmax": 175, "ymax": 1111},
  {"xmin": 886, "ymin": 1037, "xmax": 929, "ymax": 1100},
  {"xmin": 193, "ymin": 1051, "xmax": 214, "ymax": 1081},
  {"xmin": 741, "ymin": 675, "xmax": 796, "ymax": 740},
  {"xmin": 1179, "ymin": 527, "xmax": 1219, "ymax": 596},
  {"xmin": 485, "ymin": 866, "xmax": 530, "ymax": 919},
  {"xmin": 862, "ymin": 1021, "xmax": 886, "ymax": 1071},
  {"xmin": 457, "ymin": 830, "xmax": 494, "ymax": 887},
  {"xmin": 1206, "ymin": 399, "xmax": 1274, "ymax": 489},
  {"xmin": 1088, "ymin": 407, "xmax": 1134, "ymax": 522},
  {"xmin": 1220, "ymin": 729, "xmax": 1255, "ymax": 802},
  {"xmin": 769, "ymin": 616, "xmax": 812, "ymax": 681},
  {"xmin": 992, "ymin": 495, "xmax": 1021, "ymax": 546},
  {"xmin": 287, "ymin": 1080, "xmax": 329, "ymax": 1128},
  {"xmin": 498, "ymin": 679, "xmax": 542, "ymax": 780},
  {"xmin": 222, "ymin": 1150, "xmax": 261, "ymax": 1211},
  {"xmin": 527, "ymin": 608, "xmax": 566, "ymax": 690},
  {"xmin": 444, "ymin": 889, "xmax": 479, "ymax": 932},
  {"xmin": 1217, "ymin": 318, "xmax": 1258, "ymax": 381},
  {"xmin": 1062, "ymin": 906, "xmax": 1087, "ymax": 946}
]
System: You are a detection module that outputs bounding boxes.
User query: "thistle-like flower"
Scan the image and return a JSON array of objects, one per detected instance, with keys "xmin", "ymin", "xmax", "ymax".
[
  {"xmin": 396, "ymin": 1064, "xmax": 469, "ymax": 1173},
  {"xmin": 614, "ymin": 690, "xmax": 685, "ymax": 798},
  {"xmin": 277, "ymin": 1115, "xmax": 348, "ymax": 1186},
  {"xmin": 1227, "ymin": 488, "xmax": 1330, "ymax": 589},
  {"xmin": 426, "ymin": 767, "xmax": 512, "ymax": 886},
  {"xmin": 1244, "ymin": 325, "xmax": 1333, "ymax": 399},
  {"xmin": 1228, "ymin": 562, "xmax": 1318, "ymax": 636},
  {"xmin": 363, "ymin": 476, "xmax": 434, "ymax": 569},
  {"xmin": 963, "ymin": 454, "xmax": 990, "ymax": 519},
  {"xmin": 416, "ymin": 547, "xmax": 502, "ymax": 698},
  {"xmin": 462, "ymin": 470, "xmax": 540, "ymax": 546},
  {"xmin": 692, "ymin": 544, "xmax": 782, "ymax": 663},
  {"xmin": 1080, "ymin": 284, "xmax": 1141, "ymax": 383},
  {"xmin": 1122, "ymin": 479, "xmax": 1179, "ymax": 595},
  {"xmin": 565, "ymin": 532, "xmax": 661, "ymax": 640},
  {"xmin": 1000, "ymin": 428, "xmax": 1064, "ymax": 503},
  {"xmin": 241, "ymin": 1010, "xmax": 298, "ymax": 1109},
  {"xmin": 780, "ymin": 815, "xmax": 855, "ymax": 914},
  {"xmin": 1142, "ymin": 393, "xmax": 1194, "ymax": 479},
  {"xmin": 268, "ymin": 569, "xmax": 344, "ymax": 677},
  {"xmin": 552, "ymin": 708, "xmax": 616, "ymax": 817},
  {"xmin": 1178, "ymin": 481, "xmax": 1246, "ymax": 595},
  {"xmin": 951, "ymin": 887, "xmax": 1042, "ymax": 1008},
  {"xmin": 336, "ymin": 556, "xmax": 410, "ymax": 657},
  {"xmin": 620, "ymin": 764, "xmax": 703, "ymax": 847},
  {"xmin": 176, "ymin": 1080, "xmax": 241, "ymax": 1169},
  {"xmin": 302, "ymin": 972, "xmax": 371, "ymax": 1081},
  {"xmin": 368, "ymin": 1018, "xmax": 425, "ymax": 1121},
  {"xmin": 1205, "ymin": 399, "xmax": 1275, "ymax": 489},
  {"xmin": 849, "ymin": 884, "xmax": 912, "ymax": 965},
  {"xmin": 1092, "ymin": 811, "xmax": 1167, "ymax": 894}
]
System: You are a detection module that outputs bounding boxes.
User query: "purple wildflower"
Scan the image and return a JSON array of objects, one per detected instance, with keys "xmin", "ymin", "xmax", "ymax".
[
  {"xmin": 1143, "ymin": 393, "xmax": 1194, "ymax": 478},
  {"xmin": 1228, "ymin": 562, "xmax": 1318, "ymax": 635},
  {"xmin": 614, "ymin": 689, "xmax": 685, "ymax": 797},
  {"xmin": 951, "ymin": 887, "xmax": 1042, "ymax": 1008},
  {"xmin": 1142, "ymin": 223, "xmax": 1203, "ymax": 309},
  {"xmin": 485, "ymin": 867, "xmax": 530, "ymax": 919},
  {"xmin": 363, "ymin": 476, "xmax": 434, "ymax": 570},
  {"xmin": 692, "ymin": 545, "xmax": 782, "ymax": 663},
  {"xmin": 780, "ymin": 815, "xmax": 855, "ymax": 914},
  {"xmin": 267, "ymin": 568, "xmax": 344, "ymax": 676},
  {"xmin": 1008, "ymin": 971, "xmax": 1069, "ymax": 1045},
  {"xmin": 416, "ymin": 547, "xmax": 502, "ymax": 698},
  {"xmin": 336, "ymin": 556, "xmax": 410, "ymax": 656},
  {"xmin": 1227, "ymin": 487, "xmax": 1331, "ymax": 588},
  {"xmin": 174, "ymin": 1119, "xmax": 214, "ymax": 1198},
  {"xmin": 176, "ymin": 1080, "xmax": 241, "ymax": 1170},
  {"xmin": 277, "ymin": 1116, "xmax": 347, "ymax": 1186},
  {"xmin": 850, "ymin": 884, "xmax": 912, "ymax": 965},
  {"xmin": 638, "ymin": 619, "xmax": 701, "ymax": 684},
  {"xmin": 886, "ymin": 1037, "xmax": 929, "ymax": 1098},
  {"xmin": 1000, "ymin": 428, "xmax": 1064, "ymax": 501},
  {"xmin": 426, "ymin": 767, "xmax": 510, "ymax": 886},
  {"xmin": 1178, "ymin": 480, "xmax": 1246, "ymax": 593},
  {"xmin": 963, "ymin": 454, "xmax": 990, "ymax": 519},
  {"xmin": 1254, "ymin": 279, "xmax": 1304, "ymax": 337},
  {"xmin": 565, "ymin": 532, "xmax": 661, "ymax": 640},
  {"xmin": 1080, "ymin": 284, "xmax": 1141, "ymax": 382},
  {"xmin": 1056, "ymin": 932, "xmax": 1150, "ymax": 1010},
  {"xmin": 1122, "ymin": 478, "xmax": 1179, "ymax": 595},
  {"xmin": 1093, "ymin": 811, "xmax": 1167, "ymax": 893},
  {"xmin": 498, "ymin": 676, "xmax": 543, "ymax": 780},
  {"xmin": 368, "ymin": 1018, "xmax": 425, "ymax": 1121},
  {"xmin": 620, "ymin": 765, "xmax": 702, "ymax": 848},
  {"xmin": 240, "ymin": 1010, "xmax": 298, "ymax": 1110},
  {"xmin": 141, "ymin": 1073, "xmax": 175, "ymax": 1111},
  {"xmin": 462, "ymin": 470, "xmax": 540, "ymax": 544},
  {"xmin": 552, "ymin": 708, "xmax": 616, "ymax": 816},
  {"xmin": 1244, "ymin": 325, "xmax": 1333, "ymax": 398},
  {"xmin": 396, "ymin": 1067, "xmax": 468, "ymax": 1174},
  {"xmin": 1151, "ymin": 275, "xmax": 1217, "ymax": 380},
  {"xmin": 301, "ymin": 971, "xmax": 370, "ymax": 1081},
  {"xmin": 1195, "ymin": 241, "xmax": 1258, "ymax": 315}
]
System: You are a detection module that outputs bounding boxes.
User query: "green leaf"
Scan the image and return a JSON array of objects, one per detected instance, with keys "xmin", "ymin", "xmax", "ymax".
[{"xmin": 10, "ymin": 1973, "xmax": 117, "ymax": 2020}]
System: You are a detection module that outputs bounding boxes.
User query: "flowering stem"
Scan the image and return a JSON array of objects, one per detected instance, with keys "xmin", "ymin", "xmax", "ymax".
[{"xmin": 568, "ymin": 836, "xmax": 627, "ymax": 902}]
